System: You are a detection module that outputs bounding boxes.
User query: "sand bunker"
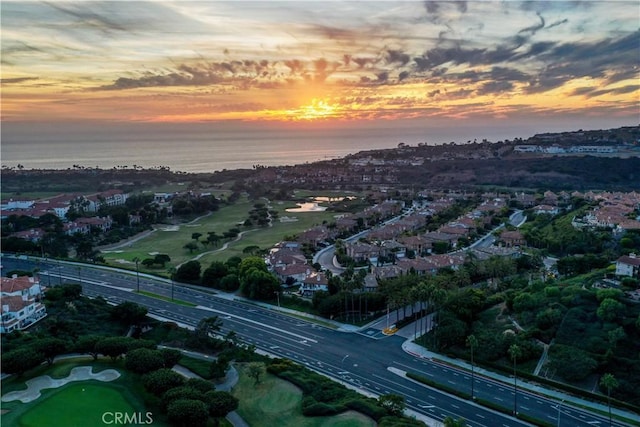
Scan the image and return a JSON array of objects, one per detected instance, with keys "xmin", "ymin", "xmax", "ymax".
[
  {"xmin": 1, "ymin": 366, "xmax": 120, "ymax": 404},
  {"xmin": 285, "ymin": 202, "xmax": 327, "ymax": 213},
  {"xmin": 159, "ymin": 226, "xmax": 179, "ymax": 231}
]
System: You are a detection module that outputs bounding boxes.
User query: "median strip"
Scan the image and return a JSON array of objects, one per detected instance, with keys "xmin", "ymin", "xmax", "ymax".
[{"xmin": 134, "ymin": 290, "xmax": 196, "ymax": 307}]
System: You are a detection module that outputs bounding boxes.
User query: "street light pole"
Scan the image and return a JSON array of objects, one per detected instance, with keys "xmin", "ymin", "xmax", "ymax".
[
  {"xmin": 134, "ymin": 258, "xmax": 140, "ymax": 293},
  {"xmin": 274, "ymin": 291, "xmax": 281, "ymax": 308},
  {"xmin": 342, "ymin": 354, "xmax": 349, "ymax": 367},
  {"xmin": 513, "ymin": 356, "xmax": 518, "ymax": 415},
  {"xmin": 556, "ymin": 399, "xmax": 565, "ymax": 427}
]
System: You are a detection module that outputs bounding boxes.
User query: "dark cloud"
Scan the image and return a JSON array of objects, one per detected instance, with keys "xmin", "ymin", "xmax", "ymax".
[
  {"xmin": 454, "ymin": 1, "xmax": 468, "ymax": 13},
  {"xmin": 352, "ymin": 57, "xmax": 378, "ymax": 68},
  {"xmin": 376, "ymin": 72, "xmax": 389, "ymax": 82},
  {"xmin": 386, "ymin": 49, "xmax": 410, "ymax": 65},
  {"xmin": 398, "ymin": 71, "xmax": 410, "ymax": 81},
  {"xmin": 312, "ymin": 25, "xmax": 359, "ymax": 41},
  {"xmin": 518, "ymin": 12, "xmax": 545, "ymax": 36},
  {"xmin": 0, "ymin": 76, "xmax": 39, "ymax": 84},
  {"xmin": 284, "ymin": 60, "xmax": 304, "ymax": 74},
  {"xmin": 525, "ymin": 30, "xmax": 639, "ymax": 93},
  {"xmin": 424, "ymin": 1, "xmax": 440, "ymax": 15},
  {"xmin": 547, "ymin": 18, "xmax": 569, "ymax": 30},
  {"xmin": 571, "ymin": 87, "xmax": 595, "ymax": 96},
  {"xmin": 44, "ymin": 1, "xmax": 131, "ymax": 34},
  {"xmin": 574, "ymin": 84, "xmax": 640, "ymax": 99},
  {"xmin": 427, "ymin": 89, "xmax": 441, "ymax": 97},
  {"xmin": 476, "ymin": 81, "xmax": 514, "ymax": 96},
  {"xmin": 490, "ymin": 66, "xmax": 529, "ymax": 82}
]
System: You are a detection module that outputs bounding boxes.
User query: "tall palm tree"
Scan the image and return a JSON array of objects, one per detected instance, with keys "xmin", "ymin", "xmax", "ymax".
[
  {"xmin": 466, "ymin": 334, "xmax": 478, "ymax": 399},
  {"xmin": 508, "ymin": 344, "xmax": 522, "ymax": 415},
  {"xmin": 599, "ymin": 373, "xmax": 618, "ymax": 427}
]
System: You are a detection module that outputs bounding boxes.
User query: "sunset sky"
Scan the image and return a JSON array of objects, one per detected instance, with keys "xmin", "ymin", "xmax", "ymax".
[{"xmin": 2, "ymin": 1, "xmax": 639, "ymax": 133}]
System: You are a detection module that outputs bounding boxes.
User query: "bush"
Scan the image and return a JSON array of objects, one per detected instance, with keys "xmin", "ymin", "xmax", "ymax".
[
  {"xmin": 345, "ymin": 399, "xmax": 388, "ymax": 421},
  {"xmin": 162, "ymin": 386, "xmax": 205, "ymax": 410},
  {"xmin": 166, "ymin": 398, "xmax": 208, "ymax": 427},
  {"xmin": 302, "ymin": 400, "xmax": 340, "ymax": 416},
  {"xmin": 143, "ymin": 368, "xmax": 186, "ymax": 396},
  {"xmin": 125, "ymin": 348, "xmax": 165, "ymax": 374}
]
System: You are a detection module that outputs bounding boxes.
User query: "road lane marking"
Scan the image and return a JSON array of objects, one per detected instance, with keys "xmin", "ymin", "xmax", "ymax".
[
  {"xmin": 372, "ymin": 374, "xmax": 416, "ymax": 392},
  {"xmin": 197, "ymin": 305, "xmax": 318, "ymax": 343}
]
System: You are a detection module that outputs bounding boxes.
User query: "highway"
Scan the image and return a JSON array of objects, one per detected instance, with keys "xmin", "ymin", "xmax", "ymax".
[{"xmin": 3, "ymin": 255, "xmax": 635, "ymax": 427}]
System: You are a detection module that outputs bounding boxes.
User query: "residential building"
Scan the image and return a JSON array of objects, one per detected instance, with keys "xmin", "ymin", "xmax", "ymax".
[
  {"xmin": 616, "ymin": 254, "xmax": 640, "ymax": 278},
  {"xmin": 299, "ymin": 272, "xmax": 329, "ymax": 297},
  {"xmin": 0, "ymin": 276, "xmax": 47, "ymax": 334}
]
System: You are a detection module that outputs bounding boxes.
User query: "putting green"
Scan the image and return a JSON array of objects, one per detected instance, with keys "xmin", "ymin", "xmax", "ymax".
[{"xmin": 19, "ymin": 383, "xmax": 136, "ymax": 427}]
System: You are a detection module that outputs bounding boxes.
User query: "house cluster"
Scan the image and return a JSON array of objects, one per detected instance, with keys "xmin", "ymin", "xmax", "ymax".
[
  {"xmin": 2, "ymin": 190, "xmax": 128, "ymax": 242},
  {"xmin": 0, "ymin": 275, "xmax": 47, "ymax": 334},
  {"xmin": 345, "ymin": 196, "xmax": 518, "ymax": 290},
  {"xmin": 266, "ymin": 201, "xmax": 406, "ymax": 296},
  {"xmin": 267, "ymin": 242, "xmax": 330, "ymax": 297},
  {"xmin": 571, "ymin": 191, "xmax": 640, "ymax": 232},
  {"xmin": 266, "ymin": 192, "xmax": 524, "ymax": 296},
  {"xmin": 513, "ymin": 145, "xmax": 617, "ymax": 154},
  {"xmin": 348, "ymin": 196, "xmax": 508, "ymax": 262},
  {"xmin": 2, "ymin": 190, "xmax": 128, "ymax": 218}
]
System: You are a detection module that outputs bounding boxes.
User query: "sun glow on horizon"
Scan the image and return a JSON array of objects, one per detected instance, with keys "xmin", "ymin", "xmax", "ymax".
[{"xmin": 292, "ymin": 98, "xmax": 341, "ymax": 121}]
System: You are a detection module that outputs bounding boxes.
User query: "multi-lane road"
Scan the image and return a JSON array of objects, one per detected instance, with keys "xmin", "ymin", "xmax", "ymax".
[{"xmin": 3, "ymin": 255, "xmax": 636, "ymax": 427}]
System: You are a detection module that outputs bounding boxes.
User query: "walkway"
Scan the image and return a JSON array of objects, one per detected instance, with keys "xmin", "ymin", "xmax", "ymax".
[{"xmin": 166, "ymin": 346, "xmax": 248, "ymax": 427}]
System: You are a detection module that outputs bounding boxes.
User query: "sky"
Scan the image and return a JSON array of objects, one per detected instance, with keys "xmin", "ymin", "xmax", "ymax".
[{"xmin": 1, "ymin": 0, "xmax": 639, "ymax": 135}]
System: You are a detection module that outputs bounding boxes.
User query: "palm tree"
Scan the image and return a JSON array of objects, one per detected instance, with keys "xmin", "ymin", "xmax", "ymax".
[
  {"xmin": 466, "ymin": 334, "xmax": 478, "ymax": 399},
  {"xmin": 508, "ymin": 344, "xmax": 522, "ymax": 415},
  {"xmin": 599, "ymin": 373, "xmax": 618, "ymax": 427}
]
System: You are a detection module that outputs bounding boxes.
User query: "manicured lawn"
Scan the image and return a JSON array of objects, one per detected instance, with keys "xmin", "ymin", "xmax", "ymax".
[
  {"xmin": 1, "ymin": 359, "xmax": 168, "ymax": 427},
  {"xmin": 232, "ymin": 365, "xmax": 375, "ymax": 427},
  {"xmin": 177, "ymin": 355, "xmax": 214, "ymax": 379},
  {"xmin": 18, "ymin": 383, "xmax": 135, "ymax": 427},
  {"xmin": 101, "ymin": 195, "xmax": 337, "ymax": 269}
]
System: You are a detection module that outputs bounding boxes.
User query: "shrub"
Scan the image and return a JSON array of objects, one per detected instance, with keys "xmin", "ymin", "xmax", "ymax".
[
  {"xmin": 125, "ymin": 348, "xmax": 165, "ymax": 374},
  {"xmin": 344, "ymin": 399, "xmax": 388, "ymax": 421},
  {"xmin": 143, "ymin": 368, "xmax": 185, "ymax": 396},
  {"xmin": 301, "ymin": 397, "xmax": 340, "ymax": 416},
  {"xmin": 166, "ymin": 399, "xmax": 208, "ymax": 427}
]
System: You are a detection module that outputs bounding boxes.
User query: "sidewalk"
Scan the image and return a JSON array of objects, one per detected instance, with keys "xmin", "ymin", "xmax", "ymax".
[
  {"xmin": 401, "ymin": 340, "xmax": 638, "ymax": 422},
  {"xmin": 167, "ymin": 346, "xmax": 248, "ymax": 427},
  {"xmin": 213, "ymin": 290, "xmax": 360, "ymax": 332}
]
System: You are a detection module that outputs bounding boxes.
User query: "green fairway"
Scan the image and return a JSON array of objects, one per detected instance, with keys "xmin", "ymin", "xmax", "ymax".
[
  {"xmin": 18, "ymin": 383, "xmax": 136, "ymax": 427},
  {"xmin": 232, "ymin": 365, "xmax": 375, "ymax": 427},
  {"xmin": 101, "ymin": 195, "xmax": 337, "ymax": 269}
]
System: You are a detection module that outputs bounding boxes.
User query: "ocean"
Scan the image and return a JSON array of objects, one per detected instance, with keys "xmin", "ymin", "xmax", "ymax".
[{"xmin": 0, "ymin": 120, "xmax": 552, "ymax": 173}]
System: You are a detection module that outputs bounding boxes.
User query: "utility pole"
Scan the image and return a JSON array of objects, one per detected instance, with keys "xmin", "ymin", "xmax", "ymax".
[
  {"xmin": 133, "ymin": 257, "xmax": 140, "ymax": 293},
  {"xmin": 274, "ymin": 290, "xmax": 281, "ymax": 308}
]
